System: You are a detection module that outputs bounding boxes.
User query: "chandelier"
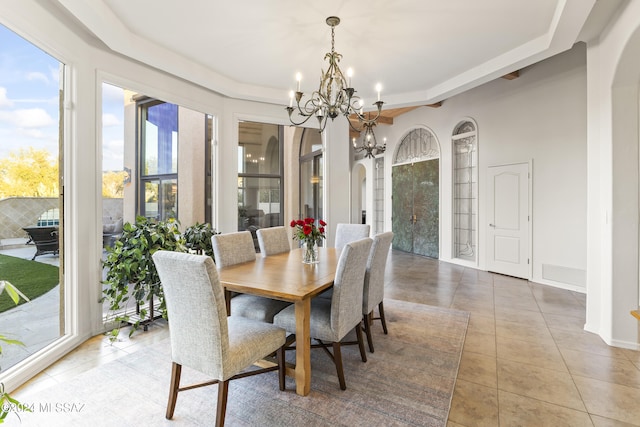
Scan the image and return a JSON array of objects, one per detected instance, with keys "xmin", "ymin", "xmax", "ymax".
[
  {"xmin": 352, "ymin": 122, "xmax": 387, "ymax": 158},
  {"xmin": 286, "ymin": 16, "xmax": 384, "ymax": 133}
]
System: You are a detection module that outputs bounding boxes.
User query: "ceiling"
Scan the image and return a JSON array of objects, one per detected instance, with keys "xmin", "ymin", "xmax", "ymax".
[{"xmin": 54, "ymin": 0, "xmax": 619, "ymax": 113}]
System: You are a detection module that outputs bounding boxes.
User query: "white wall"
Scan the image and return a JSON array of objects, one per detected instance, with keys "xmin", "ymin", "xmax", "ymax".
[
  {"xmin": 372, "ymin": 43, "xmax": 588, "ymax": 291},
  {"xmin": 177, "ymin": 106, "xmax": 207, "ymax": 226}
]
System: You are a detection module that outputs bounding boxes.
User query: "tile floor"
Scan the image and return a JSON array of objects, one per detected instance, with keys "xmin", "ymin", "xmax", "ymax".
[{"xmin": 13, "ymin": 250, "xmax": 640, "ymax": 426}]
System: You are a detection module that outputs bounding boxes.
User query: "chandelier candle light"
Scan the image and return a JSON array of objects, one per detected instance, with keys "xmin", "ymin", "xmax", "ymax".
[
  {"xmin": 286, "ymin": 16, "xmax": 385, "ymax": 134},
  {"xmin": 290, "ymin": 218, "xmax": 327, "ymax": 264}
]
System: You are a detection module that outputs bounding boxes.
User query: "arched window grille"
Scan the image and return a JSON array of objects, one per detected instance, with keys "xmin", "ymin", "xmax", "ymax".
[{"xmin": 393, "ymin": 128, "xmax": 440, "ymax": 165}]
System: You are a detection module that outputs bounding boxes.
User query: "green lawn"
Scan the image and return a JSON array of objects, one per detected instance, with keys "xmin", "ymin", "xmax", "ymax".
[{"xmin": 0, "ymin": 254, "xmax": 60, "ymax": 313}]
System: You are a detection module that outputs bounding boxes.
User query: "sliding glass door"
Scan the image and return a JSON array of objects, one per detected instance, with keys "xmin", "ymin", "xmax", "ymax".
[{"xmin": 0, "ymin": 23, "xmax": 64, "ymax": 373}]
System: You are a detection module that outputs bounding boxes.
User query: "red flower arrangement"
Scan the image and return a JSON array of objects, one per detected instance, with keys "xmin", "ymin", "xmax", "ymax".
[{"xmin": 290, "ymin": 217, "xmax": 327, "ymax": 246}]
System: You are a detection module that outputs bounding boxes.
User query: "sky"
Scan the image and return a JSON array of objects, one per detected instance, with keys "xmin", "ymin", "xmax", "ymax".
[
  {"xmin": 0, "ymin": 23, "xmax": 125, "ymax": 172},
  {"xmin": 102, "ymin": 82, "xmax": 125, "ymax": 171}
]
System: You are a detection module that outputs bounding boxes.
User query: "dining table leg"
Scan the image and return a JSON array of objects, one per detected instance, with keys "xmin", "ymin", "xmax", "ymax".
[{"xmin": 294, "ymin": 298, "xmax": 311, "ymax": 396}]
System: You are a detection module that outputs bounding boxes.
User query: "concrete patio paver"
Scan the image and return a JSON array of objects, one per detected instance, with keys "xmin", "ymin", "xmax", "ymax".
[{"xmin": 1, "ymin": 244, "xmax": 61, "ymax": 372}]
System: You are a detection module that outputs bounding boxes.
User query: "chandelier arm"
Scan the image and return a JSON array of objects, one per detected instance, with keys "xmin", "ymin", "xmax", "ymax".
[
  {"xmin": 349, "ymin": 100, "xmax": 385, "ymax": 124},
  {"xmin": 347, "ymin": 118, "xmax": 366, "ymax": 133},
  {"xmin": 286, "ymin": 106, "xmax": 328, "ymax": 132},
  {"xmin": 285, "ymin": 107, "xmax": 315, "ymax": 127}
]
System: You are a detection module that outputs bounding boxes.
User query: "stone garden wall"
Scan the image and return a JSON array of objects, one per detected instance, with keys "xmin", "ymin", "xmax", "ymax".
[{"xmin": 0, "ymin": 197, "xmax": 123, "ymax": 241}]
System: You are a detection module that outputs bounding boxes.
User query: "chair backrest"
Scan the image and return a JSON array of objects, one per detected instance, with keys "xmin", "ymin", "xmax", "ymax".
[
  {"xmin": 330, "ymin": 237, "xmax": 373, "ymax": 339},
  {"xmin": 23, "ymin": 226, "xmax": 58, "ymax": 244},
  {"xmin": 363, "ymin": 232, "xmax": 394, "ymax": 314},
  {"xmin": 256, "ymin": 226, "xmax": 291, "ymax": 257},
  {"xmin": 211, "ymin": 231, "xmax": 256, "ymax": 268},
  {"xmin": 334, "ymin": 223, "xmax": 370, "ymax": 251},
  {"xmin": 152, "ymin": 251, "xmax": 229, "ymax": 379}
]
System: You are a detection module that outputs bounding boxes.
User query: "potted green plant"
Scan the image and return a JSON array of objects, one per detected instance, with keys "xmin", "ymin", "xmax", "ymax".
[
  {"xmin": 183, "ymin": 222, "xmax": 218, "ymax": 258},
  {"xmin": 102, "ymin": 216, "xmax": 185, "ymax": 340}
]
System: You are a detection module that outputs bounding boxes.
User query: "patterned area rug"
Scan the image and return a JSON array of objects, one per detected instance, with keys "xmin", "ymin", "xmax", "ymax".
[{"xmin": 15, "ymin": 299, "xmax": 469, "ymax": 426}]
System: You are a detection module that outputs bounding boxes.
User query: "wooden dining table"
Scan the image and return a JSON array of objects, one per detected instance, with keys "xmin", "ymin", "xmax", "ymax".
[{"xmin": 217, "ymin": 247, "xmax": 339, "ymax": 396}]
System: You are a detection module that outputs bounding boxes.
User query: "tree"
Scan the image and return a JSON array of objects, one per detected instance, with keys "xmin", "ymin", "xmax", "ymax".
[
  {"xmin": 0, "ymin": 148, "xmax": 58, "ymax": 197},
  {"xmin": 102, "ymin": 171, "xmax": 125, "ymax": 198}
]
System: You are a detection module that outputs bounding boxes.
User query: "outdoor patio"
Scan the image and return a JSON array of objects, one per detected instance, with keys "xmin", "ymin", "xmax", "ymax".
[
  {"xmin": 1, "ymin": 237, "xmax": 151, "ymax": 373},
  {"xmin": 1, "ymin": 239, "xmax": 61, "ymax": 371}
]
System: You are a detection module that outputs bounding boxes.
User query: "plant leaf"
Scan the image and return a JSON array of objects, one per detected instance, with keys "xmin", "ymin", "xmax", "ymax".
[{"xmin": 0, "ymin": 280, "xmax": 30, "ymax": 305}]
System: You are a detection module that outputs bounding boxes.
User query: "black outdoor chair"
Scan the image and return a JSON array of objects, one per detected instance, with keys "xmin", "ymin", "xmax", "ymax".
[{"xmin": 22, "ymin": 226, "xmax": 59, "ymax": 260}]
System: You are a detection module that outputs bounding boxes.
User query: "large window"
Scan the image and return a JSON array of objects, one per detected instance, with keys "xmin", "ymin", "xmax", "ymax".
[
  {"xmin": 299, "ymin": 129, "xmax": 323, "ymax": 221},
  {"xmin": 138, "ymin": 100, "xmax": 178, "ymax": 220},
  {"xmin": 237, "ymin": 122, "xmax": 284, "ymax": 248}
]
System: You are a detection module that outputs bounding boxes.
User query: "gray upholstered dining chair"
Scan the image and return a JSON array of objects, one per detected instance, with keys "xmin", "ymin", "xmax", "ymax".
[
  {"xmin": 362, "ymin": 231, "xmax": 394, "ymax": 352},
  {"xmin": 256, "ymin": 226, "xmax": 291, "ymax": 256},
  {"xmin": 152, "ymin": 251, "xmax": 286, "ymax": 427},
  {"xmin": 334, "ymin": 223, "xmax": 370, "ymax": 252},
  {"xmin": 211, "ymin": 230, "xmax": 257, "ymax": 267},
  {"xmin": 211, "ymin": 231, "xmax": 291, "ymax": 322},
  {"xmin": 273, "ymin": 237, "xmax": 372, "ymax": 390}
]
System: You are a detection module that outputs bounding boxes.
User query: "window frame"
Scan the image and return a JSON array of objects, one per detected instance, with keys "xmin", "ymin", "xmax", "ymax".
[{"xmin": 136, "ymin": 98, "xmax": 179, "ymax": 220}]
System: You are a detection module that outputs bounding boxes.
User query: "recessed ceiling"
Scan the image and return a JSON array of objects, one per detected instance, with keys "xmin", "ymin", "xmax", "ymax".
[{"xmin": 55, "ymin": 0, "xmax": 600, "ymax": 109}]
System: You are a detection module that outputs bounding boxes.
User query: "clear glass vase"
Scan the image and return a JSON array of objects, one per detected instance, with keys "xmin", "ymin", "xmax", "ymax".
[{"xmin": 302, "ymin": 240, "xmax": 319, "ymax": 264}]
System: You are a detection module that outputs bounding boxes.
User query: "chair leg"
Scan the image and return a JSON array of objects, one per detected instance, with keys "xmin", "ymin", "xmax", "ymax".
[
  {"xmin": 355, "ymin": 324, "xmax": 368, "ymax": 363},
  {"xmin": 224, "ymin": 289, "xmax": 232, "ymax": 316},
  {"xmin": 378, "ymin": 301, "xmax": 388, "ymax": 334},
  {"xmin": 216, "ymin": 380, "xmax": 229, "ymax": 427},
  {"xmin": 363, "ymin": 313, "xmax": 375, "ymax": 353},
  {"xmin": 332, "ymin": 342, "xmax": 347, "ymax": 390},
  {"xmin": 277, "ymin": 345, "xmax": 286, "ymax": 391},
  {"xmin": 166, "ymin": 362, "xmax": 182, "ymax": 420}
]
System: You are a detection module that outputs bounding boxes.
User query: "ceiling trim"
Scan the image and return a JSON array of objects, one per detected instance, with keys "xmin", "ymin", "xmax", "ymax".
[{"xmin": 56, "ymin": 0, "xmax": 597, "ymax": 109}]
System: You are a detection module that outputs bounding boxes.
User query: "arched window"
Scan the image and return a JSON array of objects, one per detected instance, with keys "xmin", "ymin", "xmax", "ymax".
[
  {"xmin": 452, "ymin": 120, "xmax": 478, "ymax": 263},
  {"xmin": 393, "ymin": 127, "xmax": 440, "ymax": 164}
]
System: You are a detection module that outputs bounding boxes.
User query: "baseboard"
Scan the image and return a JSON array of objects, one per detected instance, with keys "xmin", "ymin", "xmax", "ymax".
[
  {"xmin": 541, "ymin": 264, "xmax": 586, "ymax": 288},
  {"xmin": 582, "ymin": 324, "xmax": 640, "ymax": 351},
  {"xmin": 531, "ymin": 277, "xmax": 586, "ymax": 294},
  {"xmin": 607, "ymin": 337, "xmax": 640, "ymax": 351}
]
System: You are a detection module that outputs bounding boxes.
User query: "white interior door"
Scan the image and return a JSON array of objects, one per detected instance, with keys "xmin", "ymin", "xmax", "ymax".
[{"xmin": 487, "ymin": 163, "xmax": 530, "ymax": 278}]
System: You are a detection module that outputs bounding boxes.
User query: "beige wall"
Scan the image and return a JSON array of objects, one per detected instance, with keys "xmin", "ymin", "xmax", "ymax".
[{"xmin": 177, "ymin": 106, "xmax": 206, "ymax": 227}]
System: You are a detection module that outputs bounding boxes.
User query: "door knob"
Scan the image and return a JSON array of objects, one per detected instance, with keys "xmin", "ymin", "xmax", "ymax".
[{"xmin": 489, "ymin": 223, "xmax": 495, "ymax": 227}]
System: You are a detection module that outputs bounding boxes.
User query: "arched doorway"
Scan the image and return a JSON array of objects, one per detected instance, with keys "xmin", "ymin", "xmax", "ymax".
[
  {"xmin": 391, "ymin": 127, "xmax": 440, "ymax": 258},
  {"xmin": 604, "ymin": 20, "xmax": 640, "ymax": 344}
]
